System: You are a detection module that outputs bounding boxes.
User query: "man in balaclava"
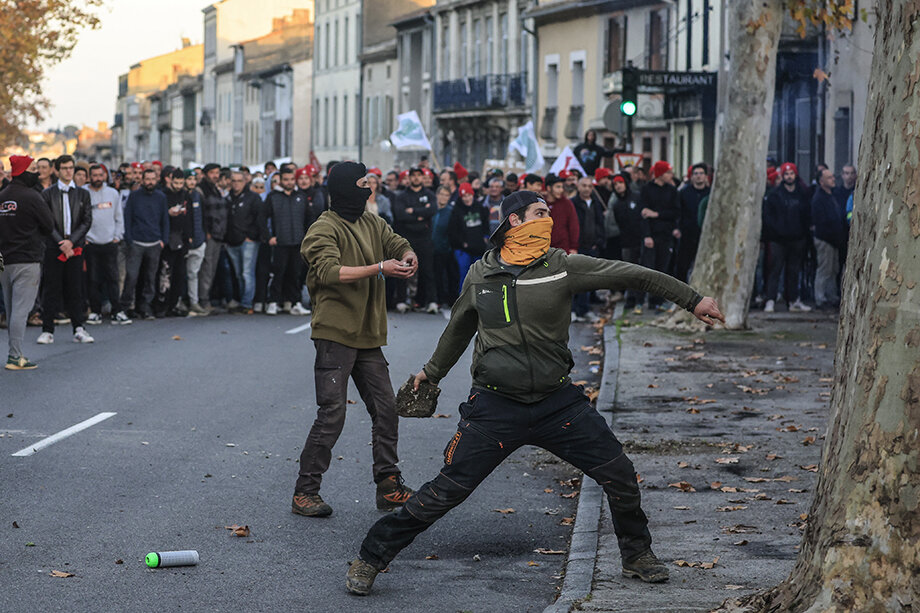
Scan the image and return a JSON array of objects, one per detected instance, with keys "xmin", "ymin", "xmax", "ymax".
[
  {"xmin": 291, "ymin": 161, "xmax": 418, "ymax": 519},
  {"xmin": 0, "ymin": 156, "xmax": 55, "ymax": 369},
  {"xmin": 345, "ymin": 190, "xmax": 726, "ymax": 596}
]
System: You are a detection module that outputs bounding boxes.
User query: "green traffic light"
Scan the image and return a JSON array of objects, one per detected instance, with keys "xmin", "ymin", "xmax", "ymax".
[{"xmin": 620, "ymin": 100, "xmax": 637, "ymax": 116}]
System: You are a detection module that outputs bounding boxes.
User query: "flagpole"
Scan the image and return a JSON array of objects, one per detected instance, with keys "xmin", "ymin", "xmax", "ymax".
[{"xmin": 428, "ymin": 148, "xmax": 443, "ymax": 173}]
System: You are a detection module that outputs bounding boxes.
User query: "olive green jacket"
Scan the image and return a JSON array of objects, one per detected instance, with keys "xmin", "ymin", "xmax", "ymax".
[{"xmin": 423, "ymin": 248, "xmax": 703, "ymax": 403}]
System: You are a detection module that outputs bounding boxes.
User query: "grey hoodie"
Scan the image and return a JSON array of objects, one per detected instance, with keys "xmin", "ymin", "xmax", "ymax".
[{"xmin": 84, "ymin": 184, "xmax": 124, "ymax": 244}]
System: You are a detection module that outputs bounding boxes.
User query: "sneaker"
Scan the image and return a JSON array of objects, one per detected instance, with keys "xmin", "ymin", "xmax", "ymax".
[
  {"xmin": 345, "ymin": 558, "xmax": 380, "ymax": 596},
  {"xmin": 6, "ymin": 356, "xmax": 38, "ymax": 371},
  {"xmin": 253, "ymin": 302, "xmax": 263, "ymax": 313},
  {"xmin": 292, "ymin": 492, "xmax": 333, "ymax": 517},
  {"xmin": 227, "ymin": 299, "xmax": 241, "ymax": 310},
  {"xmin": 86, "ymin": 313, "xmax": 103, "ymax": 325},
  {"xmin": 790, "ymin": 299, "xmax": 812, "ymax": 312},
  {"xmin": 36, "ymin": 332, "xmax": 54, "ymax": 344},
  {"xmin": 54, "ymin": 315, "xmax": 71, "ymax": 325},
  {"xmin": 571, "ymin": 312, "xmax": 586, "ymax": 323},
  {"xmin": 426, "ymin": 302, "xmax": 439, "ymax": 314},
  {"xmin": 622, "ymin": 549, "xmax": 670, "ymax": 583},
  {"xmin": 27, "ymin": 313, "xmax": 43, "ymax": 327},
  {"xmin": 143, "ymin": 310, "xmax": 156, "ymax": 321},
  {"xmin": 282, "ymin": 301, "xmax": 293, "ymax": 313},
  {"xmin": 395, "ymin": 302, "xmax": 410, "ymax": 314},
  {"xmin": 265, "ymin": 302, "xmax": 279, "ymax": 316},
  {"xmin": 112, "ymin": 311, "xmax": 133, "ymax": 325},
  {"xmin": 290, "ymin": 302, "xmax": 311, "ymax": 316},
  {"xmin": 188, "ymin": 303, "xmax": 209, "ymax": 316},
  {"xmin": 632, "ymin": 306, "xmax": 643, "ymax": 315},
  {"xmin": 73, "ymin": 327, "xmax": 95, "ymax": 343},
  {"xmin": 376, "ymin": 474, "xmax": 415, "ymax": 511},
  {"xmin": 764, "ymin": 299, "xmax": 775, "ymax": 313}
]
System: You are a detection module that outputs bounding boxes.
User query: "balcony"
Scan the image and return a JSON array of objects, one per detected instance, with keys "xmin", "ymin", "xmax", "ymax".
[{"xmin": 433, "ymin": 73, "xmax": 527, "ymax": 113}]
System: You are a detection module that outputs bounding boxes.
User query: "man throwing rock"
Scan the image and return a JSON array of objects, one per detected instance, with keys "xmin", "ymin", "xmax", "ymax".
[
  {"xmin": 346, "ymin": 191, "xmax": 724, "ymax": 594},
  {"xmin": 292, "ymin": 161, "xmax": 418, "ymax": 518}
]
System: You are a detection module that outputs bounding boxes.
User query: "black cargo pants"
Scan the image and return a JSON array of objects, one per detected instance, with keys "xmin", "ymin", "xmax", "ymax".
[{"xmin": 359, "ymin": 384, "xmax": 652, "ymax": 568}]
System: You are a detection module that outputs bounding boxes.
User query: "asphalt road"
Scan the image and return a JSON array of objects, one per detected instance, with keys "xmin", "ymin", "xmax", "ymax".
[{"xmin": 0, "ymin": 310, "xmax": 585, "ymax": 613}]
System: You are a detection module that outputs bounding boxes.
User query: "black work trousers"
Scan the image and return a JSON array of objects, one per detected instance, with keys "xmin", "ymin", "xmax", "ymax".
[
  {"xmin": 84, "ymin": 242, "xmax": 120, "ymax": 314},
  {"xmin": 640, "ymin": 234, "xmax": 675, "ymax": 308},
  {"xmin": 359, "ymin": 384, "xmax": 652, "ymax": 569},
  {"xmin": 766, "ymin": 239, "xmax": 805, "ymax": 304},
  {"xmin": 295, "ymin": 339, "xmax": 401, "ymax": 494},
  {"xmin": 270, "ymin": 245, "xmax": 303, "ymax": 304},
  {"xmin": 41, "ymin": 249, "xmax": 85, "ymax": 333}
]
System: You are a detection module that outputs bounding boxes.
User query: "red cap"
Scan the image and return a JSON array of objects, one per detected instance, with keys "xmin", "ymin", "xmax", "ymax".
[
  {"xmin": 9, "ymin": 155, "xmax": 33, "ymax": 177},
  {"xmin": 399, "ymin": 170, "xmax": 409, "ymax": 181},
  {"xmin": 130, "ymin": 162, "xmax": 143, "ymax": 169},
  {"xmin": 767, "ymin": 169, "xmax": 779, "ymax": 183},
  {"xmin": 594, "ymin": 168, "xmax": 613, "ymax": 182},
  {"xmin": 651, "ymin": 161, "xmax": 673, "ymax": 179},
  {"xmin": 779, "ymin": 162, "xmax": 798, "ymax": 177},
  {"xmin": 368, "ymin": 167, "xmax": 383, "ymax": 177},
  {"xmin": 559, "ymin": 169, "xmax": 573, "ymax": 180},
  {"xmin": 458, "ymin": 182, "xmax": 474, "ymax": 196},
  {"xmin": 151, "ymin": 160, "xmax": 162, "ymax": 167},
  {"xmin": 453, "ymin": 161, "xmax": 468, "ymax": 179},
  {"xmin": 612, "ymin": 175, "xmax": 626, "ymax": 184},
  {"xmin": 304, "ymin": 164, "xmax": 318, "ymax": 176},
  {"xmin": 422, "ymin": 168, "xmax": 433, "ymax": 177},
  {"xmin": 295, "ymin": 167, "xmax": 310, "ymax": 179}
]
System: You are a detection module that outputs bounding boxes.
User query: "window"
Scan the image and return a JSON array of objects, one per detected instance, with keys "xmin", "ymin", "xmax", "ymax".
[
  {"xmin": 459, "ymin": 20, "xmax": 467, "ymax": 76},
  {"xmin": 343, "ymin": 95, "xmax": 348, "ymax": 145},
  {"xmin": 702, "ymin": 0, "xmax": 710, "ymax": 65},
  {"xmin": 606, "ymin": 16, "xmax": 625, "ymax": 73},
  {"xmin": 686, "ymin": 0, "xmax": 693, "ymax": 70},
  {"xmin": 472, "ymin": 18, "xmax": 482, "ymax": 76},
  {"xmin": 485, "ymin": 16, "xmax": 493, "ymax": 74},
  {"xmin": 500, "ymin": 13, "xmax": 508, "ymax": 73},
  {"xmin": 325, "ymin": 22, "xmax": 330, "ymax": 69},
  {"xmin": 648, "ymin": 10, "xmax": 666, "ymax": 70},
  {"xmin": 333, "ymin": 95, "xmax": 338, "ymax": 146},
  {"xmin": 367, "ymin": 67, "xmax": 372, "ymax": 82},
  {"xmin": 660, "ymin": 136, "xmax": 668, "ymax": 161},
  {"xmin": 441, "ymin": 24, "xmax": 450, "ymax": 78},
  {"xmin": 344, "ymin": 16, "xmax": 350, "ymax": 64},
  {"xmin": 315, "ymin": 27, "xmax": 321, "ymax": 69},
  {"xmin": 334, "ymin": 19, "xmax": 339, "ymax": 66},
  {"xmin": 546, "ymin": 60, "xmax": 559, "ymax": 108},
  {"xmin": 364, "ymin": 96, "xmax": 371, "ymax": 144},
  {"xmin": 572, "ymin": 60, "xmax": 584, "ymax": 106},
  {"xmin": 386, "ymin": 64, "xmax": 391, "ymax": 79},
  {"xmin": 324, "ymin": 97, "xmax": 329, "ymax": 146},
  {"xmin": 355, "ymin": 94, "xmax": 360, "ymax": 146}
]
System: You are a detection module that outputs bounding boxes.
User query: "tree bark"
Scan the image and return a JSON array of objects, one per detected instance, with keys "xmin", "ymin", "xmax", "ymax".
[
  {"xmin": 721, "ymin": 2, "xmax": 920, "ymax": 610},
  {"xmin": 659, "ymin": 0, "xmax": 782, "ymax": 331}
]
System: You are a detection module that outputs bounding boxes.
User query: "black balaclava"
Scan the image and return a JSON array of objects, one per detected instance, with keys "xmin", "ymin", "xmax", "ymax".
[{"xmin": 328, "ymin": 161, "xmax": 371, "ymax": 223}]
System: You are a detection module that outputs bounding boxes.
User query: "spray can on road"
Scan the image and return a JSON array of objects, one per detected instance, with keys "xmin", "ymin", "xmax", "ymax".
[{"xmin": 145, "ymin": 550, "xmax": 200, "ymax": 568}]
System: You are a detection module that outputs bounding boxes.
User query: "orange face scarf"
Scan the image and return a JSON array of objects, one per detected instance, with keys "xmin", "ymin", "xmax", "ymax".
[{"xmin": 500, "ymin": 217, "xmax": 554, "ymax": 265}]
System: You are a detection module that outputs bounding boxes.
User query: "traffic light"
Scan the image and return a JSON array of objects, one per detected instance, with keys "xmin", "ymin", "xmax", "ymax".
[{"xmin": 620, "ymin": 67, "xmax": 638, "ymax": 117}]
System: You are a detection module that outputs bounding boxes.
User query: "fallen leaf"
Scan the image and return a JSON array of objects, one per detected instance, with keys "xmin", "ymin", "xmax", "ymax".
[
  {"xmin": 677, "ymin": 461, "xmax": 690, "ymax": 468},
  {"xmin": 698, "ymin": 399, "xmax": 717, "ymax": 405},
  {"xmin": 49, "ymin": 570, "xmax": 74, "ymax": 578},
  {"xmin": 115, "ymin": 559, "xmax": 124, "ymax": 564},
  {"xmin": 648, "ymin": 384, "xmax": 659, "ymax": 388},
  {"xmin": 527, "ymin": 561, "xmax": 540, "ymax": 567},
  {"xmin": 700, "ymin": 557, "xmax": 720, "ymax": 569},
  {"xmin": 765, "ymin": 453, "xmax": 783, "ymax": 461},
  {"xmin": 668, "ymin": 481, "xmax": 696, "ymax": 493},
  {"xmin": 225, "ymin": 443, "xmax": 237, "ymax": 447},
  {"xmin": 560, "ymin": 491, "xmax": 579, "ymax": 499},
  {"xmin": 800, "ymin": 464, "xmax": 819, "ymax": 472},
  {"xmin": 781, "ymin": 425, "xmax": 800, "ymax": 432},
  {"xmin": 799, "ymin": 513, "xmax": 809, "ymax": 521},
  {"xmin": 725, "ymin": 585, "xmax": 746, "ymax": 590},
  {"xmin": 716, "ymin": 506, "xmax": 747, "ymax": 512},
  {"xmin": 433, "ymin": 414, "xmax": 452, "ymax": 418},
  {"xmin": 738, "ymin": 487, "xmax": 760, "ymax": 493},
  {"xmin": 706, "ymin": 383, "xmax": 714, "ymax": 388},
  {"xmin": 673, "ymin": 559, "xmax": 694, "ymax": 567},
  {"xmin": 686, "ymin": 352, "xmax": 706, "ymax": 360},
  {"xmin": 226, "ymin": 524, "xmax": 250, "ymax": 537},
  {"xmin": 773, "ymin": 475, "xmax": 798, "ymax": 482},
  {"xmin": 534, "ymin": 548, "xmax": 566, "ymax": 555},
  {"xmin": 636, "ymin": 474, "xmax": 644, "ymax": 483},
  {"xmin": 733, "ymin": 540, "xmax": 749, "ymax": 546},
  {"xmin": 586, "ymin": 389, "xmax": 600, "ymax": 402},
  {"xmin": 12, "ymin": 521, "xmax": 19, "ymax": 529},
  {"xmin": 544, "ymin": 488, "xmax": 555, "ymax": 493},
  {"xmin": 573, "ymin": 380, "xmax": 588, "ymax": 386},
  {"xmin": 559, "ymin": 478, "xmax": 581, "ymax": 488},
  {"xmin": 643, "ymin": 342, "xmax": 653, "ymax": 347},
  {"xmin": 588, "ymin": 360, "xmax": 601, "ymax": 366},
  {"xmin": 715, "ymin": 457, "xmax": 739, "ymax": 464},
  {"xmin": 744, "ymin": 477, "xmax": 770, "ymax": 483},
  {"xmin": 802, "ymin": 436, "xmax": 816, "ymax": 446},
  {"xmin": 493, "ymin": 508, "xmax": 515, "ymax": 514},
  {"xmin": 686, "ymin": 407, "xmax": 701, "ymax": 414},
  {"xmin": 346, "ymin": 399, "xmax": 357, "ymax": 405},
  {"xmin": 754, "ymin": 493, "xmax": 772, "ymax": 501},
  {"xmin": 425, "ymin": 554, "xmax": 439, "ymax": 560},
  {"xmin": 710, "ymin": 481, "xmax": 723, "ymax": 489},
  {"xmin": 560, "ymin": 516, "xmax": 575, "ymax": 526},
  {"xmin": 775, "ymin": 499, "xmax": 795, "ymax": 505},
  {"xmin": 818, "ymin": 377, "xmax": 833, "ymax": 383},
  {"xmin": 720, "ymin": 486, "xmax": 738, "ymax": 493},
  {"xmin": 788, "ymin": 488, "xmax": 807, "ymax": 493},
  {"xmin": 673, "ymin": 506, "xmax": 691, "ymax": 510},
  {"xmin": 722, "ymin": 524, "xmax": 760, "ymax": 534},
  {"xmin": 172, "ymin": 335, "xmax": 182, "ymax": 341}
]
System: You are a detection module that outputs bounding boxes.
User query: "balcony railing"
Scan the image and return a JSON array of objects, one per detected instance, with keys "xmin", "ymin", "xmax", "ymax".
[{"xmin": 434, "ymin": 73, "xmax": 527, "ymax": 112}]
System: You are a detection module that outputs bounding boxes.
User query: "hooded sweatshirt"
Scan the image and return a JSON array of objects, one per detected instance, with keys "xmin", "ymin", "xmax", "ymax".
[
  {"xmin": 84, "ymin": 184, "xmax": 124, "ymax": 244},
  {"xmin": 0, "ymin": 178, "xmax": 55, "ymax": 264}
]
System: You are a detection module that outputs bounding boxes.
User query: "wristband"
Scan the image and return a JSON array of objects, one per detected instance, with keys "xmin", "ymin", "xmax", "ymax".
[{"xmin": 377, "ymin": 261, "xmax": 385, "ymax": 280}]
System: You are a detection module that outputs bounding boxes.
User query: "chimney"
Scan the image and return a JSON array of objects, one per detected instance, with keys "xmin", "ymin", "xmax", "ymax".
[
  {"xmin": 272, "ymin": 17, "xmax": 282, "ymax": 31},
  {"xmin": 182, "ymin": 37, "xmax": 191, "ymax": 48}
]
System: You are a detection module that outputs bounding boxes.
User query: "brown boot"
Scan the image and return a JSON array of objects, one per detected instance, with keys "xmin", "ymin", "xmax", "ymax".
[
  {"xmin": 375, "ymin": 474, "xmax": 415, "ymax": 510},
  {"xmin": 345, "ymin": 558, "xmax": 380, "ymax": 595},
  {"xmin": 291, "ymin": 492, "xmax": 333, "ymax": 517}
]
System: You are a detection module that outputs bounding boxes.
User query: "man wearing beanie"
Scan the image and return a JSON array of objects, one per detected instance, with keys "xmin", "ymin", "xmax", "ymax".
[
  {"xmin": 0, "ymin": 156, "xmax": 54, "ymax": 369},
  {"xmin": 345, "ymin": 190, "xmax": 725, "ymax": 595},
  {"xmin": 638, "ymin": 160, "xmax": 681, "ymax": 311},
  {"xmin": 291, "ymin": 161, "xmax": 417, "ymax": 519},
  {"xmin": 762, "ymin": 162, "xmax": 812, "ymax": 313}
]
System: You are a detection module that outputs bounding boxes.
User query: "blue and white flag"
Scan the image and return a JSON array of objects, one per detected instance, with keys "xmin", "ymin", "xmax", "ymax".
[
  {"xmin": 390, "ymin": 111, "xmax": 432, "ymax": 150},
  {"xmin": 509, "ymin": 121, "xmax": 545, "ymax": 173}
]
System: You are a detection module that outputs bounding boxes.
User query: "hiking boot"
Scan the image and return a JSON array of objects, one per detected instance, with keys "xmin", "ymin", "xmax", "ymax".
[
  {"xmin": 376, "ymin": 474, "xmax": 415, "ymax": 510},
  {"xmin": 6, "ymin": 356, "xmax": 38, "ymax": 371},
  {"xmin": 291, "ymin": 492, "xmax": 333, "ymax": 517},
  {"xmin": 345, "ymin": 558, "xmax": 380, "ymax": 596},
  {"xmin": 622, "ymin": 549, "xmax": 669, "ymax": 583}
]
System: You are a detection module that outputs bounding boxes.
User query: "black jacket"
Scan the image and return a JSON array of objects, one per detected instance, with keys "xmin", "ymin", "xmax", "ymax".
[
  {"xmin": 447, "ymin": 199, "xmax": 490, "ymax": 255},
  {"xmin": 572, "ymin": 195, "xmax": 606, "ymax": 252},
  {"xmin": 42, "ymin": 183, "xmax": 93, "ymax": 247},
  {"xmin": 164, "ymin": 188, "xmax": 192, "ymax": 251},
  {"xmin": 763, "ymin": 183, "xmax": 811, "ymax": 242},
  {"xmin": 638, "ymin": 181, "xmax": 680, "ymax": 238},
  {"xmin": 612, "ymin": 192, "xmax": 643, "ymax": 250},
  {"xmin": 677, "ymin": 184, "xmax": 710, "ymax": 239},
  {"xmin": 573, "ymin": 142, "xmax": 614, "ymax": 176},
  {"xmin": 393, "ymin": 187, "xmax": 436, "ymax": 237},
  {"xmin": 225, "ymin": 188, "xmax": 265, "ymax": 246},
  {"xmin": 811, "ymin": 188, "xmax": 848, "ymax": 249},
  {"xmin": 264, "ymin": 189, "xmax": 310, "ymax": 247},
  {"xmin": 0, "ymin": 180, "xmax": 55, "ymax": 264},
  {"xmin": 199, "ymin": 178, "xmax": 228, "ymax": 241}
]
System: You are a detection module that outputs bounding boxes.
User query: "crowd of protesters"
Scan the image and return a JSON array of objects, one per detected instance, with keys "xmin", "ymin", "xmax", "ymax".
[{"xmin": 0, "ymin": 141, "xmax": 854, "ymax": 370}]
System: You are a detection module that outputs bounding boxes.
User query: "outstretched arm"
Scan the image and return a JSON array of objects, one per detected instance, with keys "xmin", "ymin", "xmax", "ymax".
[{"xmin": 417, "ymin": 279, "xmax": 479, "ymax": 388}]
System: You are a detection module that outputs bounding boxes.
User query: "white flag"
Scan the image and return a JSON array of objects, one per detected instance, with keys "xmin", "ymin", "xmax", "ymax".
[
  {"xmin": 548, "ymin": 145, "xmax": 587, "ymax": 177},
  {"xmin": 390, "ymin": 111, "xmax": 432, "ymax": 150},
  {"xmin": 508, "ymin": 121, "xmax": 545, "ymax": 173}
]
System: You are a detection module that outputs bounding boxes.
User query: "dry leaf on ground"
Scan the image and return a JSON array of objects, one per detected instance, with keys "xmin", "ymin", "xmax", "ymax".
[
  {"xmin": 226, "ymin": 524, "xmax": 250, "ymax": 537},
  {"xmin": 668, "ymin": 481, "xmax": 696, "ymax": 492},
  {"xmin": 765, "ymin": 453, "xmax": 783, "ymax": 461},
  {"xmin": 677, "ymin": 461, "xmax": 691, "ymax": 468},
  {"xmin": 493, "ymin": 508, "xmax": 515, "ymax": 514},
  {"xmin": 722, "ymin": 524, "xmax": 760, "ymax": 534},
  {"xmin": 715, "ymin": 457, "xmax": 739, "ymax": 464},
  {"xmin": 716, "ymin": 506, "xmax": 747, "ymax": 512},
  {"xmin": 527, "ymin": 561, "xmax": 540, "ymax": 567},
  {"xmin": 534, "ymin": 548, "xmax": 566, "ymax": 555},
  {"xmin": 802, "ymin": 436, "xmax": 816, "ymax": 445},
  {"xmin": 425, "ymin": 554, "xmax": 439, "ymax": 560},
  {"xmin": 172, "ymin": 335, "xmax": 182, "ymax": 341},
  {"xmin": 744, "ymin": 477, "xmax": 770, "ymax": 483},
  {"xmin": 49, "ymin": 570, "xmax": 74, "ymax": 578},
  {"xmin": 544, "ymin": 488, "xmax": 554, "ymax": 493},
  {"xmin": 433, "ymin": 414, "xmax": 451, "ymax": 418},
  {"xmin": 560, "ymin": 491, "xmax": 578, "ymax": 499},
  {"xmin": 800, "ymin": 465, "xmax": 819, "ymax": 472},
  {"xmin": 560, "ymin": 516, "xmax": 575, "ymax": 526}
]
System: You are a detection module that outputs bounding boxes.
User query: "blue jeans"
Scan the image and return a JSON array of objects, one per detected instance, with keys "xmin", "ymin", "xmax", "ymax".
[{"xmin": 226, "ymin": 240, "xmax": 259, "ymax": 308}]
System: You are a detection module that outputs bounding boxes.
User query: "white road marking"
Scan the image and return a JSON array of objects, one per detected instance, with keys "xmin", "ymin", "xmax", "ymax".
[
  {"xmin": 285, "ymin": 322, "xmax": 312, "ymax": 335},
  {"xmin": 11, "ymin": 412, "xmax": 117, "ymax": 457}
]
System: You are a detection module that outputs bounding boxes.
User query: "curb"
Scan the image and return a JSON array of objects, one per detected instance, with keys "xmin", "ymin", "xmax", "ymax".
[{"xmin": 546, "ymin": 303, "xmax": 624, "ymax": 613}]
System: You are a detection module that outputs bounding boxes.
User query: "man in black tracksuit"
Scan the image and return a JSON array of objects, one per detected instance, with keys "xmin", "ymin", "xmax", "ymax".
[
  {"xmin": 571, "ymin": 176, "xmax": 606, "ymax": 320},
  {"xmin": 674, "ymin": 163, "xmax": 710, "ymax": 283},
  {"xmin": 198, "ymin": 163, "xmax": 229, "ymax": 310},
  {"xmin": 155, "ymin": 169, "xmax": 192, "ymax": 316},
  {"xmin": 345, "ymin": 191, "xmax": 726, "ymax": 595},
  {"xmin": 393, "ymin": 167, "xmax": 437, "ymax": 312},
  {"xmin": 762, "ymin": 162, "xmax": 812, "ymax": 312},
  {"xmin": 612, "ymin": 176, "xmax": 645, "ymax": 310},
  {"xmin": 639, "ymin": 161, "xmax": 681, "ymax": 310},
  {"xmin": 262, "ymin": 169, "xmax": 311, "ymax": 313}
]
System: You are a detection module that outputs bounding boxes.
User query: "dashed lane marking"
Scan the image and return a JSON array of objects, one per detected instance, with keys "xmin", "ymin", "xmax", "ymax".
[{"xmin": 285, "ymin": 322, "xmax": 312, "ymax": 335}]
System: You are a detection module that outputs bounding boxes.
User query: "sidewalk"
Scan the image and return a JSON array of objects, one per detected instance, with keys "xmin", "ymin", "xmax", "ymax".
[{"xmin": 579, "ymin": 309, "xmax": 838, "ymax": 612}]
